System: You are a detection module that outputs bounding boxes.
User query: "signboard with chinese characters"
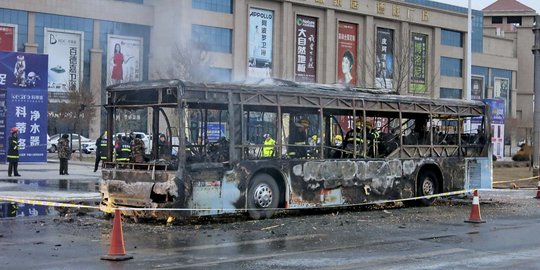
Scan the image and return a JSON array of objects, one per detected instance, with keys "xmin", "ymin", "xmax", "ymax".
[
  {"xmin": 44, "ymin": 28, "xmax": 83, "ymax": 93},
  {"xmin": 107, "ymin": 35, "xmax": 143, "ymax": 86},
  {"xmin": 337, "ymin": 22, "xmax": 357, "ymax": 86},
  {"xmin": 410, "ymin": 33, "xmax": 428, "ymax": 93},
  {"xmin": 0, "ymin": 51, "xmax": 48, "ymax": 163},
  {"xmin": 248, "ymin": 8, "xmax": 274, "ymax": 78},
  {"xmin": 0, "ymin": 24, "xmax": 16, "ymax": 51},
  {"xmin": 0, "ymin": 89, "xmax": 5, "ymax": 163},
  {"xmin": 295, "ymin": 15, "xmax": 317, "ymax": 83},
  {"xmin": 5, "ymin": 89, "xmax": 48, "ymax": 162},
  {"xmin": 484, "ymin": 98, "xmax": 505, "ymax": 160},
  {"xmin": 375, "ymin": 27, "xmax": 394, "ymax": 89}
]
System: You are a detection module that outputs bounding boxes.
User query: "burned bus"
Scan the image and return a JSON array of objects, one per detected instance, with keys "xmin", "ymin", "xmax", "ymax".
[{"xmin": 100, "ymin": 80, "xmax": 491, "ymax": 220}]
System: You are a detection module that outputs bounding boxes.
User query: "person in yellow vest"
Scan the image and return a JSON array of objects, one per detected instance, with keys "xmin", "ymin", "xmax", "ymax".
[
  {"xmin": 116, "ymin": 136, "xmax": 132, "ymax": 162},
  {"xmin": 99, "ymin": 131, "xmax": 108, "ymax": 162},
  {"xmin": 261, "ymin": 133, "xmax": 276, "ymax": 158},
  {"xmin": 7, "ymin": 127, "xmax": 21, "ymax": 177}
]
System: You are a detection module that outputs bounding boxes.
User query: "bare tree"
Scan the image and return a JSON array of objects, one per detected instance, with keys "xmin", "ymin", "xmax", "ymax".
[
  {"xmin": 364, "ymin": 30, "xmax": 439, "ymax": 95},
  {"xmin": 153, "ymin": 42, "xmax": 212, "ymax": 81},
  {"xmin": 57, "ymin": 84, "xmax": 96, "ymax": 159}
]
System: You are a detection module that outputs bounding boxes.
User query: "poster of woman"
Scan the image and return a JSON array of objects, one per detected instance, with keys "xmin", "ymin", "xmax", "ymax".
[
  {"xmin": 337, "ymin": 22, "xmax": 357, "ymax": 86},
  {"xmin": 106, "ymin": 35, "xmax": 143, "ymax": 86}
]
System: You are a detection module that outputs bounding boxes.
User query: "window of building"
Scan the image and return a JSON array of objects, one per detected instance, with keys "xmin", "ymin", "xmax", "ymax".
[
  {"xmin": 441, "ymin": 29, "xmax": 463, "ymax": 47},
  {"xmin": 440, "ymin": 88, "xmax": 462, "ymax": 99},
  {"xmin": 517, "ymin": 110, "xmax": 522, "ymax": 121},
  {"xmin": 441, "ymin": 57, "xmax": 462, "ymax": 77},
  {"xmin": 209, "ymin": 67, "xmax": 232, "ymax": 82},
  {"xmin": 192, "ymin": 24, "xmax": 232, "ymax": 53},
  {"xmin": 192, "ymin": 0, "xmax": 233, "ymax": 13},
  {"xmin": 492, "ymin": 16, "xmax": 503, "ymax": 24},
  {"xmin": 507, "ymin": 16, "xmax": 522, "ymax": 26},
  {"xmin": 0, "ymin": 9, "xmax": 28, "ymax": 52}
]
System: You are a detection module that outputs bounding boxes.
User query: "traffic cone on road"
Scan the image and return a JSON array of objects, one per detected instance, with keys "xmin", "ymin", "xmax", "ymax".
[
  {"xmin": 464, "ymin": 190, "xmax": 486, "ymax": 224},
  {"xmin": 534, "ymin": 179, "xmax": 540, "ymax": 199},
  {"xmin": 101, "ymin": 209, "xmax": 133, "ymax": 261}
]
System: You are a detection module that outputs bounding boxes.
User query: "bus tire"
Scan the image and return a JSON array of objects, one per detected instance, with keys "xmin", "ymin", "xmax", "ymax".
[
  {"xmin": 247, "ymin": 173, "xmax": 280, "ymax": 220},
  {"xmin": 417, "ymin": 170, "xmax": 438, "ymax": 206}
]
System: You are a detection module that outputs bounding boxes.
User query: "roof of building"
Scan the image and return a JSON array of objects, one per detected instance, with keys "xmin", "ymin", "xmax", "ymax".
[{"xmin": 482, "ymin": 0, "xmax": 535, "ymax": 13}]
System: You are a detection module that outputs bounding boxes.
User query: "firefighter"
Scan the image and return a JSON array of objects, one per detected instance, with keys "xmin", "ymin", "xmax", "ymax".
[
  {"xmin": 7, "ymin": 127, "xmax": 21, "ymax": 177},
  {"xmin": 261, "ymin": 133, "xmax": 276, "ymax": 158},
  {"xmin": 366, "ymin": 121, "xmax": 380, "ymax": 157},
  {"xmin": 288, "ymin": 118, "xmax": 309, "ymax": 158},
  {"xmin": 116, "ymin": 136, "xmax": 132, "ymax": 162},
  {"xmin": 99, "ymin": 131, "xmax": 108, "ymax": 162}
]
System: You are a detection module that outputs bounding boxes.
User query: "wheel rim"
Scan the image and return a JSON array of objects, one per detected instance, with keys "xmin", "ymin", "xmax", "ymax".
[
  {"xmin": 253, "ymin": 183, "xmax": 273, "ymax": 208},
  {"xmin": 422, "ymin": 177, "xmax": 435, "ymax": 196}
]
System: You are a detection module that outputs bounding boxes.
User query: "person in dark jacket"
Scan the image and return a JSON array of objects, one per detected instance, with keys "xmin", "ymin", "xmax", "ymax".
[
  {"xmin": 94, "ymin": 132, "xmax": 105, "ymax": 172},
  {"xmin": 57, "ymin": 134, "xmax": 70, "ymax": 175},
  {"xmin": 7, "ymin": 127, "xmax": 21, "ymax": 177}
]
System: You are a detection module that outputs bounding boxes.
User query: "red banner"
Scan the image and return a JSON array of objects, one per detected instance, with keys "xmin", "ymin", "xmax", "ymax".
[
  {"xmin": 337, "ymin": 22, "xmax": 357, "ymax": 86},
  {"xmin": 0, "ymin": 26, "xmax": 15, "ymax": 51}
]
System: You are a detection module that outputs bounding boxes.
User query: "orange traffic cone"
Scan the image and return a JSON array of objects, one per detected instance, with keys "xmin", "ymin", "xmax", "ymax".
[
  {"xmin": 464, "ymin": 190, "xmax": 486, "ymax": 223},
  {"xmin": 534, "ymin": 179, "xmax": 540, "ymax": 199},
  {"xmin": 101, "ymin": 209, "xmax": 133, "ymax": 261}
]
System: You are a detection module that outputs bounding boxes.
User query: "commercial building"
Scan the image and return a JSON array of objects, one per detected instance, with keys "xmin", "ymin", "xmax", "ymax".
[{"xmin": 0, "ymin": 0, "xmax": 535, "ymax": 157}]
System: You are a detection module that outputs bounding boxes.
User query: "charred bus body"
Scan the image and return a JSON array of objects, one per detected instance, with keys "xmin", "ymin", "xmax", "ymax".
[{"xmin": 100, "ymin": 80, "xmax": 491, "ymax": 220}]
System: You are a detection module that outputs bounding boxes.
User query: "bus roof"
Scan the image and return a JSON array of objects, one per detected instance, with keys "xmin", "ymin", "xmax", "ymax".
[{"xmin": 106, "ymin": 79, "xmax": 486, "ymax": 111}]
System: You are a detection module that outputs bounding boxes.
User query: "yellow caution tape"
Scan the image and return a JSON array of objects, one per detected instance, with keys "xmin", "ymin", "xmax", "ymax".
[
  {"xmin": 492, "ymin": 176, "xmax": 538, "ymax": 184},
  {"xmin": 0, "ymin": 196, "xmax": 99, "ymax": 209}
]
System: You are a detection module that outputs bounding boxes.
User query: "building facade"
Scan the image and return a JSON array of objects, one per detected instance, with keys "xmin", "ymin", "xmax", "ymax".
[{"xmin": 0, "ymin": 0, "xmax": 534, "ymax": 155}]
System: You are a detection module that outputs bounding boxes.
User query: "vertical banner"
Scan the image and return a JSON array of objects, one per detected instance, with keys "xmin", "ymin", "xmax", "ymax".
[
  {"xmin": 375, "ymin": 28, "xmax": 394, "ymax": 89},
  {"xmin": 44, "ymin": 28, "xmax": 83, "ymax": 92},
  {"xmin": 484, "ymin": 99, "xmax": 505, "ymax": 160},
  {"xmin": 0, "ymin": 24, "xmax": 16, "ymax": 51},
  {"xmin": 0, "ymin": 89, "xmax": 5, "ymax": 163},
  {"xmin": 471, "ymin": 76, "xmax": 484, "ymax": 100},
  {"xmin": 0, "ymin": 52, "xmax": 48, "ymax": 163},
  {"xmin": 107, "ymin": 35, "xmax": 143, "ymax": 86},
  {"xmin": 295, "ymin": 15, "xmax": 317, "ymax": 83},
  {"xmin": 493, "ymin": 77, "xmax": 509, "ymax": 115},
  {"xmin": 337, "ymin": 22, "xmax": 358, "ymax": 86},
  {"xmin": 410, "ymin": 33, "xmax": 428, "ymax": 93},
  {"xmin": 248, "ymin": 8, "xmax": 273, "ymax": 79}
]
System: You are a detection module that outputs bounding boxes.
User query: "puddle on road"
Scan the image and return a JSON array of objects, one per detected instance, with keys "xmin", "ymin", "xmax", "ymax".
[{"xmin": 0, "ymin": 179, "xmax": 100, "ymax": 219}]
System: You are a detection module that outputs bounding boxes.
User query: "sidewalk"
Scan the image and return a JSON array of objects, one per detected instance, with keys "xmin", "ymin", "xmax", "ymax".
[{"xmin": 0, "ymin": 158, "xmax": 101, "ymax": 181}]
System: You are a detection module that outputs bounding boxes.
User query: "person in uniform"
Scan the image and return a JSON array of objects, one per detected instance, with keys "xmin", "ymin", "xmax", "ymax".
[
  {"xmin": 7, "ymin": 127, "xmax": 21, "ymax": 177},
  {"xmin": 116, "ymin": 136, "xmax": 132, "ymax": 162},
  {"xmin": 57, "ymin": 134, "xmax": 71, "ymax": 175},
  {"xmin": 261, "ymin": 133, "xmax": 276, "ymax": 158},
  {"xmin": 288, "ymin": 118, "xmax": 309, "ymax": 158},
  {"xmin": 94, "ymin": 132, "xmax": 105, "ymax": 172}
]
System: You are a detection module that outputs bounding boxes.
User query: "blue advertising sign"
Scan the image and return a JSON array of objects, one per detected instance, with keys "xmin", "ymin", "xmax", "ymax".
[
  {"xmin": 484, "ymin": 98, "xmax": 505, "ymax": 125},
  {"xmin": 0, "ymin": 89, "xmax": 5, "ymax": 163},
  {"xmin": 0, "ymin": 52, "xmax": 48, "ymax": 163},
  {"xmin": 5, "ymin": 88, "xmax": 48, "ymax": 162},
  {"xmin": 0, "ymin": 52, "xmax": 48, "ymax": 89},
  {"xmin": 206, "ymin": 122, "xmax": 227, "ymax": 143}
]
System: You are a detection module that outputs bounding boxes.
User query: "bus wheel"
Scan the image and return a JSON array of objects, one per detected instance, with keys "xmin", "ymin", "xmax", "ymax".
[
  {"xmin": 247, "ymin": 173, "xmax": 280, "ymax": 220},
  {"xmin": 417, "ymin": 171, "xmax": 438, "ymax": 206}
]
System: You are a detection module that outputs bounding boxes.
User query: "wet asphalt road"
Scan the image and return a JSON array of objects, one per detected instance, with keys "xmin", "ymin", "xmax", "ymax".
[{"xmin": 2, "ymin": 186, "xmax": 540, "ymax": 269}]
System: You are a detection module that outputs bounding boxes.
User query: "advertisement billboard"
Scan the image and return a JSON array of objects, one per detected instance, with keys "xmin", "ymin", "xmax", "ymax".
[
  {"xmin": 375, "ymin": 27, "xmax": 394, "ymax": 89},
  {"xmin": 493, "ymin": 77, "xmax": 509, "ymax": 115},
  {"xmin": 107, "ymin": 34, "xmax": 143, "ymax": 86},
  {"xmin": 0, "ymin": 51, "xmax": 48, "ymax": 163},
  {"xmin": 471, "ymin": 76, "xmax": 484, "ymax": 100},
  {"xmin": 337, "ymin": 22, "xmax": 357, "ymax": 86},
  {"xmin": 44, "ymin": 28, "xmax": 83, "ymax": 92},
  {"xmin": 410, "ymin": 33, "xmax": 428, "ymax": 93},
  {"xmin": 0, "ymin": 24, "xmax": 16, "ymax": 51},
  {"xmin": 295, "ymin": 15, "xmax": 317, "ymax": 83},
  {"xmin": 248, "ymin": 8, "xmax": 273, "ymax": 78}
]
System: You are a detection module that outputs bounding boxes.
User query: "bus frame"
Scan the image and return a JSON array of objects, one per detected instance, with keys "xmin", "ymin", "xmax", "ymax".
[{"xmin": 100, "ymin": 79, "xmax": 491, "ymax": 220}]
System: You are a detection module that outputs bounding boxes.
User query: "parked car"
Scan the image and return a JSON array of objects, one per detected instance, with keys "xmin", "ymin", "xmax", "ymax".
[
  {"xmin": 82, "ymin": 141, "xmax": 97, "ymax": 154},
  {"xmin": 115, "ymin": 132, "xmax": 151, "ymax": 154},
  {"xmin": 48, "ymin": 133, "xmax": 92, "ymax": 153}
]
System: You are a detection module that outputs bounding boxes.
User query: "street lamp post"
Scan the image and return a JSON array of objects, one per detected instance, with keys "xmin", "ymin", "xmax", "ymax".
[{"xmin": 532, "ymin": 15, "xmax": 540, "ymax": 176}]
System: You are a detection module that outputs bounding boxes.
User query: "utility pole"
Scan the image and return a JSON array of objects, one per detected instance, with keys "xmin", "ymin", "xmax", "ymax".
[{"xmin": 532, "ymin": 15, "xmax": 540, "ymax": 176}]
